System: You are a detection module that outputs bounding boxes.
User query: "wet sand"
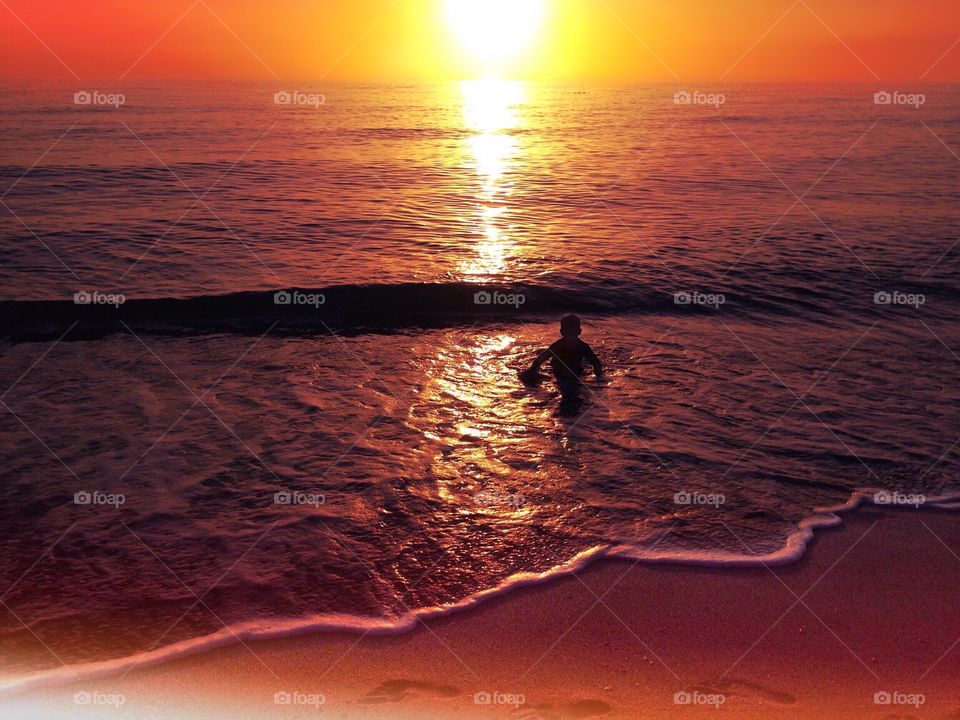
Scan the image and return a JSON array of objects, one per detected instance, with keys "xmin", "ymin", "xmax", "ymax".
[{"xmin": 4, "ymin": 506, "xmax": 960, "ymax": 719}]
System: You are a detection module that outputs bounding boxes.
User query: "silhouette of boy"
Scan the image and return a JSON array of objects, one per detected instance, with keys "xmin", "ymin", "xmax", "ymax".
[{"xmin": 523, "ymin": 315, "xmax": 603, "ymax": 404}]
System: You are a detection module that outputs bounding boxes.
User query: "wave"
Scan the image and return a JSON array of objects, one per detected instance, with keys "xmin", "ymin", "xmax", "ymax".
[
  {"xmin": 2, "ymin": 275, "xmax": 954, "ymax": 342},
  {"xmin": 3, "ymin": 490, "xmax": 958, "ymax": 697},
  {"xmin": 0, "ymin": 282, "xmax": 715, "ymax": 343}
]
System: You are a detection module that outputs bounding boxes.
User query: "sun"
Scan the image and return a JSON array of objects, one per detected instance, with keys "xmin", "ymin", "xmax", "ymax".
[{"xmin": 445, "ymin": 0, "xmax": 546, "ymax": 67}]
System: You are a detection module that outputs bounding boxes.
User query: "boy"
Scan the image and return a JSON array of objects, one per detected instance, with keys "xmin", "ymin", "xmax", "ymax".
[{"xmin": 523, "ymin": 314, "xmax": 603, "ymax": 401}]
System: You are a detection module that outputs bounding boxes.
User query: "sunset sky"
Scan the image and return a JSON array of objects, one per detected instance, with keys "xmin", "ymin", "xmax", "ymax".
[{"xmin": 1, "ymin": 0, "xmax": 959, "ymax": 82}]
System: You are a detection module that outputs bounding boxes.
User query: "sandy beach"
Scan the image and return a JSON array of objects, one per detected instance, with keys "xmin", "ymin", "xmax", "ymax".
[{"xmin": 4, "ymin": 505, "xmax": 958, "ymax": 719}]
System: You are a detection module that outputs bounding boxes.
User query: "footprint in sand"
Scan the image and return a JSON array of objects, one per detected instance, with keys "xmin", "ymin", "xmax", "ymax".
[
  {"xmin": 515, "ymin": 698, "xmax": 612, "ymax": 719},
  {"xmin": 360, "ymin": 679, "xmax": 460, "ymax": 705},
  {"xmin": 706, "ymin": 678, "xmax": 797, "ymax": 705},
  {"xmin": 564, "ymin": 699, "xmax": 614, "ymax": 718}
]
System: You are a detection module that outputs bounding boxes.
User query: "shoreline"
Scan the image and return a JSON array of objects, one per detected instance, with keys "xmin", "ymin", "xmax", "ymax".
[
  {"xmin": 5, "ymin": 502, "xmax": 960, "ymax": 718},
  {"xmin": 0, "ymin": 489, "xmax": 944, "ymax": 695}
]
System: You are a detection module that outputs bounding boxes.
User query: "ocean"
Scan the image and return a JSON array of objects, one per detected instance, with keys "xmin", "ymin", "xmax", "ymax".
[{"xmin": 1, "ymin": 81, "xmax": 958, "ymax": 686}]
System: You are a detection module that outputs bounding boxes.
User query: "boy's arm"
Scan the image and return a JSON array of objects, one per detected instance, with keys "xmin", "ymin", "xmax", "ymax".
[
  {"xmin": 529, "ymin": 347, "xmax": 553, "ymax": 372},
  {"xmin": 583, "ymin": 343, "xmax": 603, "ymax": 377}
]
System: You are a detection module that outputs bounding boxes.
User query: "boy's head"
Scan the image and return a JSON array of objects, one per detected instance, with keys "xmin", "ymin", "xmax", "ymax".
[{"xmin": 560, "ymin": 314, "xmax": 582, "ymax": 337}]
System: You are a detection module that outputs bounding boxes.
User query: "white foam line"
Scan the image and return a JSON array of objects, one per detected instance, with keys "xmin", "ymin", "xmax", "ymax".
[
  {"xmin": 4, "ymin": 489, "xmax": 960, "ymax": 696},
  {"xmin": 0, "ymin": 547, "xmax": 608, "ymax": 697},
  {"xmin": 617, "ymin": 489, "xmax": 960, "ymax": 567}
]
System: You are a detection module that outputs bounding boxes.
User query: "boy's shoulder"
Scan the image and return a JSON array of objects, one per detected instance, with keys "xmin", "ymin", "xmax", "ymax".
[{"xmin": 550, "ymin": 337, "xmax": 592, "ymax": 351}]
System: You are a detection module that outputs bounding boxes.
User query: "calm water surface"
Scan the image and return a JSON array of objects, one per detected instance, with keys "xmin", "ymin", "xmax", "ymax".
[{"xmin": 0, "ymin": 82, "xmax": 958, "ymax": 680}]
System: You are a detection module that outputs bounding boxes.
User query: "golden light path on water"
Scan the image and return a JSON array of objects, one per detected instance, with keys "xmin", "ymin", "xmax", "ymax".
[
  {"xmin": 457, "ymin": 78, "xmax": 526, "ymax": 279},
  {"xmin": 419, "ymin": 79, "xmax": 547, "ymax": 524}
]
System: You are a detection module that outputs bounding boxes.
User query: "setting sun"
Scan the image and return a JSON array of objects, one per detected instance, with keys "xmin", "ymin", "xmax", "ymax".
[{"xmin": 444, "ymin": 0, "xmax": 546, "ymax": 68}]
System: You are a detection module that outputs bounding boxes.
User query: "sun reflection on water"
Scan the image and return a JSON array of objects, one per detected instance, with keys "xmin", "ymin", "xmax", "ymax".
[
  {"xmin": 416, "ymin": 331, "xmax": 543, "ymax": 521},
  {"xmin": 418, "ymin": 83, "xmax": 548, "ymax": 522},
  {"xmin": 458, "ymin": 78, "xmax": 526, "ymax": 278}
]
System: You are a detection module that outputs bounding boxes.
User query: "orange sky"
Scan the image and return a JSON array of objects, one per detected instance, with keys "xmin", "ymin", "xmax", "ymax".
[{"xmin": 1, "ymin": 0, "xmax": 958, "ymax": 82}]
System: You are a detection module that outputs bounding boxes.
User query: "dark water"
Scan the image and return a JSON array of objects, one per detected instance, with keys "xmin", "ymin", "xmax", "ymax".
[{"xmin": 1, "ymin": 81, "xmax": 958, "ymax": 684}]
